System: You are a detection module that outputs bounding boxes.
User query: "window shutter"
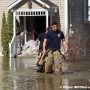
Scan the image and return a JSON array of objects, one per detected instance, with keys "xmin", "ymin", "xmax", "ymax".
[{"xmin": 84, "ymin": 0, "xmax": 90, "ymax": 23}]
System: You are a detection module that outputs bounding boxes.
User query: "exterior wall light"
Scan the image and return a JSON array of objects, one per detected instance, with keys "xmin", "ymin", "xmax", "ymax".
[{"xmin": 54, "ymin": 8, "xmax": 58, "ymax": 13}]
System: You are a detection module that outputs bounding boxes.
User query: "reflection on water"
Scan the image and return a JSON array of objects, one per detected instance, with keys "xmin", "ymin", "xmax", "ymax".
[
  {"xmin": 0, "ymin": 56, "xmax": 90, "ymax": 90},
  {"xmin": 1, "ymin": 56, "xmax": 13, "ymax": 90},
  {"xmin": 36, "ymin": 74, "xmax": 62, "ymax": 90},
  {"xmin": 2, "ymin": 56, "xmax": 9, "ymax": 71},
  {"xmin": 0, "ymin": 57, "xmax": 62, "ymax": 90}
]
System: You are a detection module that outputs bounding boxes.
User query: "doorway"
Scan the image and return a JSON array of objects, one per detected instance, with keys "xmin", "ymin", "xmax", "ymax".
[{"xmin": 26, "ymin": 16, "xmax": 46, "ymax": 41}]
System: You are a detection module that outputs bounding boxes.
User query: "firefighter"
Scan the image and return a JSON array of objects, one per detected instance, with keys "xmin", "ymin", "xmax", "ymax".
[
  {"xmin": 36, "ymin": 28, "xmax": 51, "ymax": 72},
  {"xmin": 36, "ymin": 32, "xmax": 46, "ymax": 72},
  {"xmin": 43, "ymin": 22, "xmax": 68, "ymax": 74}
]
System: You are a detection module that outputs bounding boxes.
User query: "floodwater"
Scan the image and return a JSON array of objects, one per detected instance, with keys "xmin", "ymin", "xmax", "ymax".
[{"xmin": 0, "ymin": 56, "xmax": 90, "ymax": 90}]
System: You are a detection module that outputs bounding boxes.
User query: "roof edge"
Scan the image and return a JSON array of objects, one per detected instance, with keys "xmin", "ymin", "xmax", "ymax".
[
  {"xmin": 8, "ymin": 0, "xmax": 50, "ymax": 10},
  {"xmin": 8, "ymin": 0, "xmax": 22, "ymax": 10}
]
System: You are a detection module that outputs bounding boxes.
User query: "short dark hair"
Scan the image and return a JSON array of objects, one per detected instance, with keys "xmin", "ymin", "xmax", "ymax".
[{"xmin": 52, "ymin": 22, "xmax": 58, "ymax": 26}]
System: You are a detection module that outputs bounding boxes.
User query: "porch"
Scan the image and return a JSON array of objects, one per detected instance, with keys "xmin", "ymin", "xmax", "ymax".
[
  {"xmin": 8, "ymin": 0, "xmax": 59, "ymax": 58},
  {"xmin": 9, "ymin": 9, "xmax": 49, "ymax": 58}
]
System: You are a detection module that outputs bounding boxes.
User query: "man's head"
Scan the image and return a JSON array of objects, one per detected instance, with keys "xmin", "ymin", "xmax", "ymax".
[{"xmin": 51, "ymin": 22, "xmax": 58, "ymax": 31}]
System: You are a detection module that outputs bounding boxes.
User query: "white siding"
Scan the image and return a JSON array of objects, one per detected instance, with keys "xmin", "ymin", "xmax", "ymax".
[
  {"xmin": 49, "ymin": 0, "xmax": 65, "ymax": 30},
  {"xmin": 32, "ymin": 1, "xmax": 43, "ymax": 9}
]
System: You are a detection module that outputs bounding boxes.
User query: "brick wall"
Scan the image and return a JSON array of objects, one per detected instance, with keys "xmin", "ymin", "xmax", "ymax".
[{"xmin": 68, "ymin": 0, "xmax": 90, "ymax": 60}]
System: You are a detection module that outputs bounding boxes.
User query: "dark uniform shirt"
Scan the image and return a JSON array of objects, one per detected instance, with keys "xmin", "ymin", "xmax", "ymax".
[
  {"xmin": 38, "ymin": 32, "xmax": 45, "ymax": 51},
  {"xmin": 45, "ymin": 30, "xmax": 65, "ymax": 50}
]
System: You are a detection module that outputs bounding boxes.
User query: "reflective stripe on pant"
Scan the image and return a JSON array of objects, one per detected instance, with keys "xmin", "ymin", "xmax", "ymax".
[{"xmin": 45, "ymin": 50, "xmax": 62, "ymax": 74}]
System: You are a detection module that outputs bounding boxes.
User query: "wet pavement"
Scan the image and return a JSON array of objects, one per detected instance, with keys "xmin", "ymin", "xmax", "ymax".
[{"xmin": 0, "ymin": 56, "xmax": 90, "ymax": 90}]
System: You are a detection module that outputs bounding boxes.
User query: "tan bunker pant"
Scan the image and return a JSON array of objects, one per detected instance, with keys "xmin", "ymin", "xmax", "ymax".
[{"xmin": 45, "ymin": 50, "xmax": 62, "ymax": 74}]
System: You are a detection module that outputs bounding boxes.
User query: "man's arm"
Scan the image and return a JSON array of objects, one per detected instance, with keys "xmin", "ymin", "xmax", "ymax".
[
  {"xmin": 62, "ymin": 39, "xmax": 68, "ymax": 54},
  {"xmin": 43, "ymin": 38, "xmax": 47, "ymax": 53}
]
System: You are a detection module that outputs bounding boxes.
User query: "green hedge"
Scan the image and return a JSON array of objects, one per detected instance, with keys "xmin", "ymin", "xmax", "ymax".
[
  {"xmin": 1, "ymin": 11, "xmax": 13, "ymax": 56},
  {"xmin": 1, "ymin": 10, "xmax": 22, "ymax": 56}
]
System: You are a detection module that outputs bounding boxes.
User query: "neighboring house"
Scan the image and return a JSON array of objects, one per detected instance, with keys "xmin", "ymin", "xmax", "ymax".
[
  {"xmin": 0, "ymin": 0, "xmax": 90, "ymax": 60},
  {"xmin": 68, "ymin": 0, "xmax": 90, "ymax": 60}
]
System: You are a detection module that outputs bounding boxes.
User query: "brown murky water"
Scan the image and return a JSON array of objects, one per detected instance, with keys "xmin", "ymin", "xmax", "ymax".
[{"xmin": 0, "ymin": 56, "xmax": 90, "ymax": 90}]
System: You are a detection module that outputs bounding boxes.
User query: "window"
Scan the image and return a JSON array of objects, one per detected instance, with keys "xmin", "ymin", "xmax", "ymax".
[{"xmin": 84, "ymin": 0, "xmax": 90, "ymax": 22}]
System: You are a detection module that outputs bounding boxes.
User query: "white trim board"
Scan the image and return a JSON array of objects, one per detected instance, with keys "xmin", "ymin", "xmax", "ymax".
[
  {"xmin": 8, "ymin": 0, "xmax": 50, "ymax": 10},
  {"xmin": 8, "ymin": 0, "xmax": 22, "ymax": 10}
]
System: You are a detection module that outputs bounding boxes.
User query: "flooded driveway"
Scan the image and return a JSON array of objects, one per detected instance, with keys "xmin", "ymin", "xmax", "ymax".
[{"xmin": 0, "ymin": 56, "xmax": 90, "ymax": 90}]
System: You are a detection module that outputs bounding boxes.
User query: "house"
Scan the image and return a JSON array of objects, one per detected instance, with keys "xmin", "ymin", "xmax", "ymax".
[{"xmin": 0, "ymin": 0, "xmax": 89, "ymax": 60}]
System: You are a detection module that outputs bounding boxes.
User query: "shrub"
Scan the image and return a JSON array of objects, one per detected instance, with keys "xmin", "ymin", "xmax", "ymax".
[
  {"xmin": 1, "ymin": 12, "xmax": 8, "ymax": 55},
  {"xmin": 7, "ymin": 10, "xmax": 13, "ymax": 43},
  {"xmin": 1, "ymin": 10, "xmax": 13, "ymax": 56}
]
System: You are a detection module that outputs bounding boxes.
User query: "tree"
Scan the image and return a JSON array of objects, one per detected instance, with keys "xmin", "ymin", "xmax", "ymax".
[
  {"xmin": 1, "ymin": 12, "xmax": 8, "ymax": 55},
  {"xmin": 7, "ymin": 10, "xmax": 13, "ymax": 43},
  {"xmin": 6, "ymin": 10, "xmax": 13, "ymax": 55},
  {"xmin": 1, "ymin": 10, "xmax": 13, "ymax": 56},
  {"xmin": 1, "ymin": 10, "xmax": 22, "ymax": 56}
]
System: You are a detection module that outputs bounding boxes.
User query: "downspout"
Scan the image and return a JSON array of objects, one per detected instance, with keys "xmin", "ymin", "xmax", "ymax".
[
  {"xmin": 46, "ymin": 10, "xmax": 49, "ymax": 31},
  {"xmin": 64, "ymin": 0, "xmax": 68, "ymax": 42}
]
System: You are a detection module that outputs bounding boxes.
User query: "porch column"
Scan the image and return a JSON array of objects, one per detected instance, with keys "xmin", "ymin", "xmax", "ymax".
[
  {"xmin": 24, "ymin": 16, "xmax": 27, "ymax": 44},
  {"xmin": 9, "ymin": 11, "xmax": 16, "ymax": 59},
  {"xmin": 46, "ymin": 10, "xmax": 48, "ymax": 31},
  {"xmin": 13, "ymin": 12, "xmax": 16, "ymax": 37}
]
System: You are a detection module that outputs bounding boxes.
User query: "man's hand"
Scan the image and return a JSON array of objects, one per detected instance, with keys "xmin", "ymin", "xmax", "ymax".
[
  {"xmin": 42, "ymin": 49, "xmax": 46, "ymax": 54},
  {"xmin": 43, "ymin": 39, "xmax": 47, "ymax": 54},
  {"xmin": 62, "ymin": 39, "xmax": 68, "ymax": 55}
]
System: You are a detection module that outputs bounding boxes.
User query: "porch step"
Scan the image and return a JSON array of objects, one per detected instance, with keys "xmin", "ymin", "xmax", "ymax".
[{"xmin": 17, "ymin": 54, "xmax": 38, "ymax": 58}]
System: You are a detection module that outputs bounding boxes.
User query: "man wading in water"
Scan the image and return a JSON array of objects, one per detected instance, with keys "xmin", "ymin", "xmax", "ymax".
[{"xmin": 43, "ymin": 22, "xmax": 68, "ymax": 74}]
